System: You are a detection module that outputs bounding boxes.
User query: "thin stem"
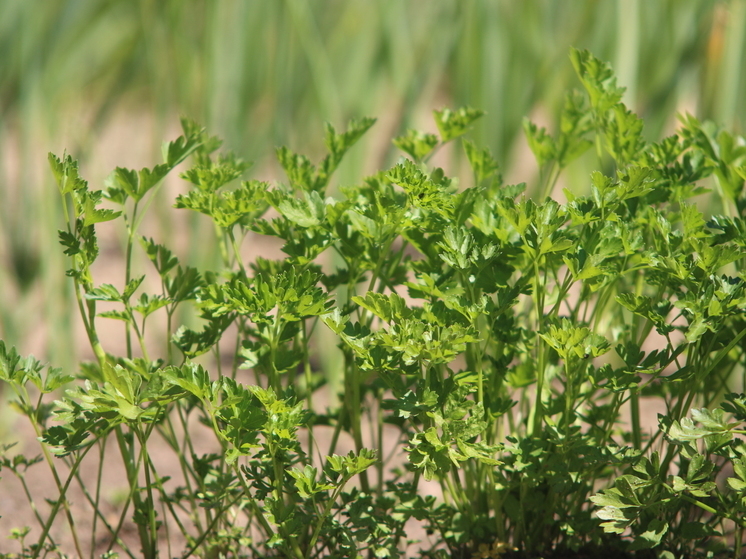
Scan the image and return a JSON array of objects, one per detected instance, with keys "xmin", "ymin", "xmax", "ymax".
[
  {"xmin": 530, "ymin": 255, "xmax": 546, "ymax": 437},
  {"xmin": 300, "ymin": 320, "xmax": 315, "ymax": 464},
  {"xmin": 30, "ymin": 442, "xmax": 92, "ymax": 559},
  {"xmin": 376, "ymin": 389, "xmax": 384, "ymax": 496},
  {"xmin": 540, "ymin": 161, "xmax": 561, "ymax": 200},
  {"xmin": 124, "ymin": 202, "xmax": 140, "ymax": 359},
  {"xmin": 125, "ymin": 302, "xmax": 150, "ymax": 361},
  {"xmin": 143, "ymin": 448, "xmax": 191, "ymax": 544},
  {"xmin": 160, "ymin": 412, "xmax": 204, "ymax": 532},
  {"xmin": 136, "ymin": 425, "xmax": 159, "ymax": 558},
  {"xmin": 14, "ymin": 471, "xmax": 57, "ymax": 547},
  {"xmin": 166, "ymin": 307, "xmax": 175, "ymax": 364},
  {"xmin": 227, "ymin": 227, "xmax": 247, "ymax": 276},
  {"xmin": 306, "ymin": 475, "xmax": 351, "ymax": 558},
  {"xmin": 630, "ymin": 391, "xmax": 642, "ymax": 451},
  {"xmin": 269, "ymin": 313, "xmax": 283, "ymax": 394},
  {"xmin": 201, "ymin": 397, "xmax": 277, "ymax": 545},
  {"xmin": 179, "ymin": 492, "xmax": 246, "ymax": 559},
  {"xmin": 112, "ymin": 425, "xmax": 152, "ymax": 557},
  {"xmin": 70, "ymin": 450, "xmax": 137, "ymax": 559},
  {"xmin": 345, "ymin": 357, "xmax": 370, "ymax": 492},
  {"xmin": 90, "ymin": 437, "xmax": 105, "ymax": 559},
  {"xmin": 461, "ymin": 271, "xmax": 484, "ymax": 405}
]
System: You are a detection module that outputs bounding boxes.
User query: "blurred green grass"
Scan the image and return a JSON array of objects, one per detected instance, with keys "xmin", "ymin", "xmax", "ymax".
[{"xmin": 1, "ymin": 0, "xmax": 744, "ymax": 370}]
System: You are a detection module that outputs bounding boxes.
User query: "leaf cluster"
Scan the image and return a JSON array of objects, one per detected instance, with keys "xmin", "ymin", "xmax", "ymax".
[{"xmin": 5, "ymin": 48, "xmax": 746, "ymax": 559}]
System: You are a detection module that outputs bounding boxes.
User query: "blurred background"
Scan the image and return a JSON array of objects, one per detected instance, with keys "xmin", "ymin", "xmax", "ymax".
[{"xmin": 1, "ymin": 0, "xmax": 745, "ymax": 373}]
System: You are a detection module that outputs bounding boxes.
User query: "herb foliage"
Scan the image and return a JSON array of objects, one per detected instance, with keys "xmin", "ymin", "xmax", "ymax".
[{"xmin": 3, "ymin": 48, "xmax": 746, "ymax": 559}]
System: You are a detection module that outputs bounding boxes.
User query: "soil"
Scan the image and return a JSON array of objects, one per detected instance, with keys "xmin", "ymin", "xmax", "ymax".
[{"xmin": 501, "ymin": 548, "xmax": 656, "ymax": 559}]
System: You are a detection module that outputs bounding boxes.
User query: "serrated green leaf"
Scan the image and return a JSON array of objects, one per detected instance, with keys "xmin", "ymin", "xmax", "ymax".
[
  {"xmin": 463, "ymin": 139, "xmax": 500, "ymax": 184},
  {"xmin": 162, "ymin": 362, "xmax": 210, "ymax": 401},
  {"xmin": 570, "ymin": 48, "xmax": 625, "ymax": 115},
  {"xmin": 394, "ymin": 129, "xmax": 439, "ymax": 162},
  {"xmin": 628, "ymin": 519, "xmax": 668, "ymax": 551},
  {"xmin": 523, "ymin": 119, "xmax": 557, "ymax": 167},
  {"xmin": 163, "ymin": 117, "xmax": 210, "ymax": 167},
  {"xmin": 82, "ymin": 191, "xmax": 122, "ymax": 227},
  {"xmin": 434, "ymin": 107, "xmax": 484, "ymax": 142},
  {"xmin": 49, "ymin": 153, "xmax": 87, "ymax": 194},
  {"xmin": 690, "ymin": 407, "xmax": 728, "ymax": 431},
  {"xmin": 98, "ymin": 310, "xmax": 130, "ymax": 321},
  {"xmin": 180, "ymin": 152, "xmax": 251, "ymax": 192},
  {"xmin": 85, "ymin": 283, "xmax": 123, "ymax": 303},
  {"xmin": 664, "ymin": 417, "xmax": 712, "ymax": 443},
  {"xmin": 727, "ymin": 477, "xmax": 746, "ymax": 492},
  {"xmin": 277, "ymin": 190, "xmax": 326, "ymax": 228},
  {"xmin": 58, "ymin": 230, "xmax": 81, "ymax": 256},
  {"xmin": 132, "ymin": 293, "xmax": 171, "ymax": 317},
  {"xmin": 605, "ymin": 105, "xmax": 645, "ymax": 165}
]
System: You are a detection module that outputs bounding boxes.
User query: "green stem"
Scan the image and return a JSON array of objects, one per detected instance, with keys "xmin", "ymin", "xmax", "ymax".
[
  {"xmin": 159, "ymin": 411, "xmax": 204, "ymax": 532},
  {"xmin": 376, "ymin": 389, "xmax": 384, "ymax": 496},
  {"xmin": 90, "ymin": 437, "xmax": 106, "ymax": 558},
  {"xmin": 345, "ymin": 358, "xmax": 370, "ymax": 493},
  {"xmin": 124, "ymin": 202, "xmax": 139, "ymax": 359},
  {"xmin": 530, "ymin": 255, "xmax": 546, "ymax": 437},
  {"xmin": 563, "ymin": 361, "xmax": 574, "ymax": 444},
  {"xmin": 113, "ymin": 425, "xmax": 153, "ymax": 558},
  {"xmin": 629, "ymin": 391, "xmax": 642, "ymax": 451},
  {"xmin": 30, "ymin": 441, "xmax": 91, "ymax": 559},
  {"xmin": 125, "ymin": 302, "xmax": 150, "ymax": 360},
  {"xmin": 540, "ymin": 161, "xmax": 561, "ymax": 200},
  {"xmin": 136, "ymin": 425, "xmax": 159, "ymax": 559},
  {"xmin": 14, "ymin": 472, "xmax": 57, "ymax": 548},
  {"xmin": 269, "ymin": 313, "xmax": 283, "ymax": 394},
  {"xmin": 677, "ymin": 491, "xmax": 735, "ymax": 521},
  {"xmin": 70, "ymin": 264, "xmax": 108, "ymax": 372},
  {"xmin": 443, "ymin": 471, "xmax": 467, "ymax": 511},
  {"xmin": 306, "ymin": 475, "xmax": 353, "ymax": 557},
  {"xmin": 267, "ymin": 437, "xmax": 304, "ymax": 559},
  {"xmin": 215, "ymin": 222, "xmax": 231, "ymax": 267},
  {"xmin": 300, "ymin": 319, "xmax": 315, "ymax": 463},
  {"xmin": 227, "ymin": 226, "xmax": 247, "ymax": 276},
  {"xmin": 736, "ymin": 524, "xmax": 743, "ymax": 559},
  {"xmin": 203, "ymin": 397, "xmax": 277, "ymax": 546},
  {"xmin": 461, "ymin": 271, "xmax": 484, "ymax": 405},
  {"xmin": 179, "ymin": 492, "xmax": 246, "ymax": 559},
  {"xmin": 547, "ymin": 269, "xmax": 574, "ymax": 319},
  {"xmin": 327, "ymin": 404, "xmax": 344, "ymax": 457},
  {"xmin": 143, "ymin": 449, "xmax": 191, "ymax": 546},
  {"xmin": 70, "ymin": 450, "xmax": 136, "ymax": 559},
  {"xmin": 166, "ymin": 307, "xmax": 175, "ymax": 364},
  {"xmin": 676, "ymin": 327, "xmax": 746, "ymax": 424}
]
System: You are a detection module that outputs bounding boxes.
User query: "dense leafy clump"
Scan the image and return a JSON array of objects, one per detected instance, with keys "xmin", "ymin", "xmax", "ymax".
[{"xmin": 3, "ymin": 48, "xmax": 746, "ymax": 559}]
